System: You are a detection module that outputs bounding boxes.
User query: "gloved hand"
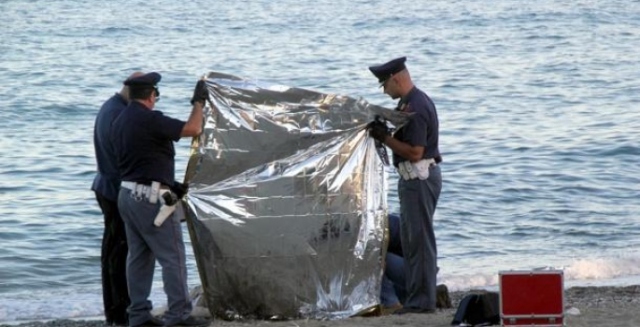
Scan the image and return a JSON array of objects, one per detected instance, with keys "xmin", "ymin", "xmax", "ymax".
[
  {"xmin": 171, "ymin": 181, "xmax": 189, "ymax": 199},
  {"xmin": 367, "ymin": 120, "xmax": 390, "ymax": 142},
  {"xmin": 190, "ymin": 80, "xmax": 209, "ymax": 105}
]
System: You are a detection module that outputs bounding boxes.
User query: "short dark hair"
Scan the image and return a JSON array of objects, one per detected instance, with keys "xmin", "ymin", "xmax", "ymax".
[{"xmin": 129, "ymin": 86, "xmax": 154, "ymax": 100}]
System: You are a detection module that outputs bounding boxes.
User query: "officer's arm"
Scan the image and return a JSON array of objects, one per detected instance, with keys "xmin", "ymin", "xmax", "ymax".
[
  {"xmin": 181, "ymin": 102, "xmax": 204, "ymax": 137},
  {"xmin": 382, "ymin": 136, "xmax": 424, "ymax": 162}
]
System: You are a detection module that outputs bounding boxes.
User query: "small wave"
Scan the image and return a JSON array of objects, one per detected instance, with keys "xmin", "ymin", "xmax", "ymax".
[
  {"xmin": 0, "ymin": 186, "xmax": 28, "ymax": 192},
  {"xmin": 564, "ymin": 256, "xmax": 640, "ymax": 281},
  {"xmin": 439, "ymin": 272, "xmax": 499, "ymax": 292},
  {"xmin": 599, "ymin": 145, "xmax": 640, "ymax": 157},
  {"xmin": 441, "ymin": 255, "xmax": 640, "ymax": 292},
  {"xmin": 102, "ymin": 27, "xmax": 131, "ymax": 33}
]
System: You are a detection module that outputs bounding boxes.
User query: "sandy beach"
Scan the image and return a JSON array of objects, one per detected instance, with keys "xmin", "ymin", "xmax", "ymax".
[{"xmin": 3, "ymin": 285, "xmax": 638, "ymax": 327}]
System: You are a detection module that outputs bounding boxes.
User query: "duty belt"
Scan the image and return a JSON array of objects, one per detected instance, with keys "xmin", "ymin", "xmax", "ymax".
[
  {"xmin": 397, "ymin": 158, "xmax": 437, "ymax": 181},
  {"xmin": 121, "ymin": 181, "xmax": 178, "ymax": 227},
  {"xmin": 121, "ymin": 181, "xmax": 169, "ymax": 204}
]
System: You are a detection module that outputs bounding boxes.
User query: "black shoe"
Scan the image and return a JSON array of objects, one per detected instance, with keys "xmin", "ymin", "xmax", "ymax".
[
  {"xmin": 394, "ymin": 307, "xmax": 436, "ymax": 315},
  {"xmin": 167, "ymin": 316, "xmax": 210, "ymax": 327},
  {"xmin": 131, "ymin": 317, "xmax": 164, "ymax": 327}
]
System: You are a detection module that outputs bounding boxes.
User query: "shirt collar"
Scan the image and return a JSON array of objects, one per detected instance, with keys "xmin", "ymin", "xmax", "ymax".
[{"xmin": 396, "ymin": 86, "xmax": 418, "ymax": 110}]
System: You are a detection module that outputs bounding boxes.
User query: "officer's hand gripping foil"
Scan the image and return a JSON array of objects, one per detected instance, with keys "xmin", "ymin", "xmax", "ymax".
[{"xmin": 371, "ymin": 115, "xmax": 390, "ymax": 166}]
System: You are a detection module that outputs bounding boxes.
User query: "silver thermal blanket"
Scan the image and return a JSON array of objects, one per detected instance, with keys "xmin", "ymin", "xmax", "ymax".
[{"xmin": 183, "ymin": 72, "xmax": 408, "ymax": 320}]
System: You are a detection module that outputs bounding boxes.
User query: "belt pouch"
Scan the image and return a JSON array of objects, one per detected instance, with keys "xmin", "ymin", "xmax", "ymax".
[
  {"xmin": 149, "ymin": 181, "xmax": 160, "ymax": 204},
  {"xmin": 413, "ymin": 160, "xmax": 430, "ymax": 180}
]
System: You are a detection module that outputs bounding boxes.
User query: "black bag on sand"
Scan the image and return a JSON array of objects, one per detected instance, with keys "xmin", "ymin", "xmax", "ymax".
[{"xmin": 451, "ymin": 292, "xmax": 500, "ymax": 326}]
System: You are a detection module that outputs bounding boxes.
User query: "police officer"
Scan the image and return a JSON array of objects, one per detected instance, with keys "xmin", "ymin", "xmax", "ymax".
[
  {"xmin": 111, "ymin": 72, "xmax": 210, "ymax": 327},
  {"xmin": 367, "ymin": 57, "xmax": 443, "ymax": 314},
  {"xmin": 92, "ymin": 72, "xmax": 143, "ymax": 325}
]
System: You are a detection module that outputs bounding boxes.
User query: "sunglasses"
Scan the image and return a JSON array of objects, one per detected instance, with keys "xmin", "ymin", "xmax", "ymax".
[
  {"xmin": 379, "ymin": 74, "xmax": 394, "ymax": 88},
  {"xmin": 154, "ymin": 86, "xmax": 160, "ymax": 101}
]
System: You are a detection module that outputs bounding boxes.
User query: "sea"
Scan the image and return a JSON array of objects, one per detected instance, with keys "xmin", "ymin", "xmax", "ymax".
[{"xmin": 1, "ymin": 0, "xmax": 639, "ymax": 323}]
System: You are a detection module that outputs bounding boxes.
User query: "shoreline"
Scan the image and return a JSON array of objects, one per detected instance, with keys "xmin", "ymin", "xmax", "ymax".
[{"xmin": 2, "ymin": 285, "xmax": 639, "ymax": 327}]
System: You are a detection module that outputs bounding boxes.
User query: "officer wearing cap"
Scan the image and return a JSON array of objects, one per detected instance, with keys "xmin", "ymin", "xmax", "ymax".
[
  {"xmin": 367, "ymin": 57, "xmax": 442, "ymax": 314},
  {"xmin": 92, "ymin": 72, "xmax": 145, "ymax": 326},
  {"xmin": 112, "ymin": 72, "xmax": 210, "ymax": 327}
]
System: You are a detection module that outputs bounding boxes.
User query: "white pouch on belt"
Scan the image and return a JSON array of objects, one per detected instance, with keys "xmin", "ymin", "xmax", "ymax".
[
  {"xmin": 149, "ymin": 181, "xmax": 160, "ymax": 204},
  {"xmin": 398, "ymin": 161, "xmax": 418, "ymax": 180},
  {"xmin": 413, "ymin": 159, "xmax": 432, "ymax": 180},
  {"xmin": 398, "ymin": 159, "xmax": 434, "ymax": 180}
]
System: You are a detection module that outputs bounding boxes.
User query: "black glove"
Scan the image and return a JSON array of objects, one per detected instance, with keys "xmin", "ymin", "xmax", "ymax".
[
  {"xmin": 367, "ymin": 120, "xmax": 390, "ymax": 142},
  {"xmin": 162, "ymin": 192, "xmax": 179, "ymax": 206},
  {"xmin": 171, "ymin": 181, "xmax": 189, "ymax": 199},
  {"xmin": 190, "ymin": 80, "xmax": 209, "ymax": 105}
]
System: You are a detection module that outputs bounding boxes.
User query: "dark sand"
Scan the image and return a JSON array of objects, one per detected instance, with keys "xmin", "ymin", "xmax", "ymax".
[{"xmin": 2, "ymin": 285, "xmax": 639, "ymax": 327}]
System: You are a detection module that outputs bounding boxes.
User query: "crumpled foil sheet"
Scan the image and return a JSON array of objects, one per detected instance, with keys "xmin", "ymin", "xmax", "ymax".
[{"xmin": 183, "ymin": 72, "xmax": 408, "ymax": 320}]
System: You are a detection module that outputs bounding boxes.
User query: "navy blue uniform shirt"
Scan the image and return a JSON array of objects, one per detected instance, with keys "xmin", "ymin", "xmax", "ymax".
[
  {"xmin": 392, "ymin": 87, "xmax": 440, "ymax": 167},
  {"xmin": 92, "ymin": 93, "xmax": 128, "ymax": 201},
  {"xmin": 111, "ymin": 101, "xmax": 185, "ymax": 186}
]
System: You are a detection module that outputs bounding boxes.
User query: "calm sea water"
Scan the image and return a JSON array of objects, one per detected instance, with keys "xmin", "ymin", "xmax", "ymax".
[{"xmin": 1, "ymin": 0, "xmax": 639, "ymax": 323}]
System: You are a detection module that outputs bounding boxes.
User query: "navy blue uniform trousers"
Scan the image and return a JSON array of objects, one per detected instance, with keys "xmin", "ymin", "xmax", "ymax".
[
  {"xmin": 95, "ymin": 192, "xmax": 131, "ymax": 325},
  {"xmin": 118, "ymin": 189, "xmax": 192, "ymax": 327},
  {"xmin": 398, "ymin": 165, "xmax": 442, "ymax": 310}
]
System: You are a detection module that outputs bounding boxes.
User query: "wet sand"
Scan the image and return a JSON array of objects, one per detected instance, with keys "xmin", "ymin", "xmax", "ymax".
[{"xmin": 2, "ymin": 285, "xmax": 639, "ymax": 327}]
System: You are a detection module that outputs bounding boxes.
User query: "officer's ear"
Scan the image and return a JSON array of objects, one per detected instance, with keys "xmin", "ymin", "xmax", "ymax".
[{"xmin": 389, "ymin": 75, "xmax": 398, "ymax": 86}]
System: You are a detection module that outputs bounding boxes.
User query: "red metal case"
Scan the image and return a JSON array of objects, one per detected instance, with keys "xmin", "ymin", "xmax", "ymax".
[{"xmin": 499, "ymin": 270, "xmax": 564, "ymax": 326}]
